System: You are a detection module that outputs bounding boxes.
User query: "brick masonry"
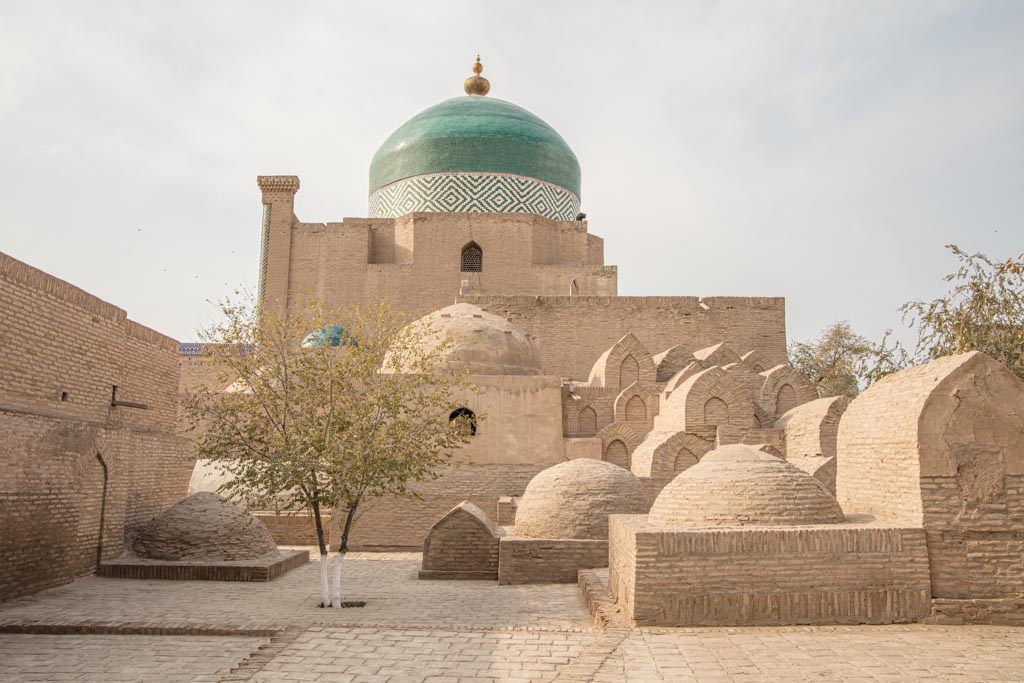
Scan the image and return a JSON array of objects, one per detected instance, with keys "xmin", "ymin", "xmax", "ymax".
[
  {"xmin": 420, "ymin": 502, "xmax": 501, "ymax": 579},
  {"xmin": 332, "ymin": 463, "xmax": 546, "ymax": 550},
  {"xmin": 837, "ymin": 352, "xmax": 1024, "ymax": 616},
  {"xmin": 498, "ymin": 537, "xmax": 609, "ymax": 585},
  {"xmin": 256, "ymin": 180, "xmax": 788, "ymax": 383},
  {"xmin": 608, "ymin": 515, "xmax": 932, "ymax": 627},
  {"xmin": 0, "ymin": 251, "xmax": 191, "ymax": 601},
  {"xmin": 254, "ymin": 513, "xmax": 332, "ymax": 547},
  {"xmin": 97, "ymin": 548, "xmax": 309, "ymax": 582}
]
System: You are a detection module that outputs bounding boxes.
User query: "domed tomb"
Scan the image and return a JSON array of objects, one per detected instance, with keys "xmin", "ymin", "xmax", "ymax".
[
  {"xmin": 384, "ymin": 303, "xmax": 542, "ymax": 376},
  {"xmin": 514, "ymin": 459, "xmax": 648, "ymax": 540},
  {"xmin": 368, "ymin": 57, "xmax": 581, "ymax": 221},
  {"xmin": 648, "ymin": 444, "xmax": 845, "ymax": 527},
  {"xmin": 132, "ymin": 492, "xmax": 278, "ymax": 561}
]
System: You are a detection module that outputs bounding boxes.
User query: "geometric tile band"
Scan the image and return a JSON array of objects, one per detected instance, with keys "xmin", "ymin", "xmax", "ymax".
[{"xmin": 369, "ymin": 172, "xmax": 581, "ymax": 221}]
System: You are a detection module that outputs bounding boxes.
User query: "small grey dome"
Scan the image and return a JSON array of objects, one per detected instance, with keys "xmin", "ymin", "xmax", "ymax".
[
  {"xmin": 385, "ymin": 303, "xmax": 542, "ymax": 376},
  {"xmin": 132, "ymin": 492, "xmax": 277, "ymax": 561},
  {"xmin": 514, "ymin": 459, "xmax": 648, "ymax": 540},
  {"xmin": 649, "ymin": 444, "xmax": 845, "ymax": 527}
]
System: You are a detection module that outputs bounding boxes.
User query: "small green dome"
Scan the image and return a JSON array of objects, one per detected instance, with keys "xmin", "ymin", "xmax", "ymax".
[{"xmin": 369, "ymin": 96, "xmax": 581, "ymax": 197}]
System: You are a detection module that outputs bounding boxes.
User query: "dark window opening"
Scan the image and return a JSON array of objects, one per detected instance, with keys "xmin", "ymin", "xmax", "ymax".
[
  {"xmin": 461, "ymin": 242, "xmax": 482, "ymax": 272},
  {"xmin": 61, "ymin": 391, "xmax": 69, "ymax": 402},
  {"xmin": 449, "ymin": 407, "xmax": 477, "ymax": 436}
]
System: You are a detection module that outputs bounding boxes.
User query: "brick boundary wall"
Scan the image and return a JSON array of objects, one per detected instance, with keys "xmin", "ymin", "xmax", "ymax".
[
  {"xmin": 254, "ymin": 514, "xmax": 331, "ymax": 547},
  {"xmin": 0, "ymin": 251, "xmax": 190, "ymax": 602}
]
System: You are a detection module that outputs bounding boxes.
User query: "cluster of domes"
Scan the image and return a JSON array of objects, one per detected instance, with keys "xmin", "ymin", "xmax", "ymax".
[
  {"xmin": 649, "ymin": 445, "xmax": 845, "ymax": 527},
  {"xmin": 385, "ymin": 303, "xmax": 541, "ymax": 376},
  {"xmin": 514, "ymin": 459, "xmax": 647, "ymax": 540}
]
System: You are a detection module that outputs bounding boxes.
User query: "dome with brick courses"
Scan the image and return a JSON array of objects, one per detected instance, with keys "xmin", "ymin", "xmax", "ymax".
[
  {"xmin": 132, "ymin": 492, "xmax": 278, "ymax": 561},
  {"xmin": 514, "ymin": 459, "xmax": 648, "ymax": 540},
  {"xmin": 384, "ymin": 303, "xmax": 542, "ymax": 376},
  {"xmin": 648, "ymin": 444, "xmax": 846, "ymax": 527}
]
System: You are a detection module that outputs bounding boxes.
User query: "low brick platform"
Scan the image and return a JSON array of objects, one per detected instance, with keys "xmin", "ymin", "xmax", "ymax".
[
  {"xmin": 927, "ymin": 597, "xmax": 1024, "ymax": 626},
  {"xmin": 498, "ymin": 537, "xmax": 608, "ymax": 585},
  {"xmin": 418, "ymin": 569, "xmax": 497, "ymax": 580},
  {"xmin": 98, "ymin": 548, "xmax": 309, "ymax": 582}
]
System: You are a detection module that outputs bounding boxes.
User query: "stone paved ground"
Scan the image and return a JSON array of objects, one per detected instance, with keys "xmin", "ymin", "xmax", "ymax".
[
  {"xmin": 2, "ymin": 551, "xmax": 1024, "ymax": 681},
  {"xmin": 0, "ymin": 552, "xmax": 590, "ymax": 632},
  {"xmin": 0, "ymin": 633, "xmax": 266, "ymax": 682}
]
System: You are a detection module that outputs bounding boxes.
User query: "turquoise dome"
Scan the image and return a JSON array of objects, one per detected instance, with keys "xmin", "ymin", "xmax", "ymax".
[
  {"xmin": 301, "ymin": 325, "xmax": 356, "ymax": 349},
  {"xmin": 369, "ymin": 96, "xmax": 581, "ymax": 197}
]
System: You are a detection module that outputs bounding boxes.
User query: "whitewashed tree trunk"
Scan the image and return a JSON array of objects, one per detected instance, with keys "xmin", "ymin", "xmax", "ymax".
[
  {"xmin": 320, "ymin": 553, "xmax": 330, "ymax": 607},
  {"xmin": 331, "ymin": 553, "xmax": 343, "ymax": 608}
]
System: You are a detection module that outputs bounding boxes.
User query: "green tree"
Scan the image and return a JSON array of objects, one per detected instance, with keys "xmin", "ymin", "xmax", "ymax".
[
  {"xmin": 184, "ymin": 297, "xmax": 473, "ymax": 604},
  {"xmin": 899, "ymin": 244, "xmax": 1024, "ymax": 379},
  {"xmin": 788, "ymin": 321, "xmax": 875, "ymax": 398}
]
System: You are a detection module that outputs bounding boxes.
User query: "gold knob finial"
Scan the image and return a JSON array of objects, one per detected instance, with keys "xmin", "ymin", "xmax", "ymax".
[{"xmin": 464, "ymin": 55, "xmax": 490, "ymax": 96}]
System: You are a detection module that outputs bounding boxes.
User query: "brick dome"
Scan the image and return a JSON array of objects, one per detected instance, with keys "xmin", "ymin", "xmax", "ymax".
[
  {"xmin": 132, "ymin": 492, "xmax": 278, "ymax": 561},
  {"xmin": 385, "ymin": 303, "xmax": 542, "ymax": 376},
  {"xmin": 648, "ymin": 444, "xmax": 845, "ymax": 527},
  {"xmin": 514, "ymin": 459, "xmax": 648, "ymax": 540}
]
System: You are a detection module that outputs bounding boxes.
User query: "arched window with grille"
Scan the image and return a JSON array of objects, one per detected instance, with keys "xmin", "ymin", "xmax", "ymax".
[
  {"xmin": 449, "ymin": 407, "xmax": 477, "ymax": 436},
  {"xmin": 461, "ymin": 242, "xmax": 483, "ymax": 272}
]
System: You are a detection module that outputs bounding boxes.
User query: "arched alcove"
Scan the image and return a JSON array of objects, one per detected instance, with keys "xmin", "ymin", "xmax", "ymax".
[
  {"xmin": 461, "ymin": 242, "xmax": 483, "ymax": 272},
  {"xmin": 449, "ymin": 407, "xmax": 478, "ymax": 436}
]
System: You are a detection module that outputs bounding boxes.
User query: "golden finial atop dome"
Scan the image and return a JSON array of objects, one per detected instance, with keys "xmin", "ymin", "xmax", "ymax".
[{"xmin": 464, "ymin": 55, "xmax": 490, "ymax": 96}]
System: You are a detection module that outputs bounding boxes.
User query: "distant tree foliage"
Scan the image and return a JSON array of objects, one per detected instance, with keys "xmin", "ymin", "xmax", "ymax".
[
  {"xmin": 184, "ymin": 297, "xmax": 475, "ymax": 558},
  {"xmin": 788, "ymin": 321, "xmax": 875, "ymax": 398},
  {"xmin": 793, "ymin": 245, "xmax": 1024, "ymax": 394},
  {"xmin": 898, "ymin": 244, "xmax": 1024, "ymax": 380}
]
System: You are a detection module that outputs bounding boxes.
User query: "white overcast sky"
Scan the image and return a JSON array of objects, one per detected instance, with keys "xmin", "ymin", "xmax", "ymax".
[{"xmin": 2, "ymin": 1, "xmax": 1022, "ymax": 347}]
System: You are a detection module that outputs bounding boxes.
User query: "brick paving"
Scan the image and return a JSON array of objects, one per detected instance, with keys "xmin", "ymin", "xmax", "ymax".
[
  {"xmin": 0, "ymin": 633, "xmax": 266, "ymax": 682},
  {"xmin": 2, "ymin": 552, "xmax": 1024, "ymax": 681},
  {"xmin": 0, "ymin": 552, "xmax": 591, "ymax": 633}
]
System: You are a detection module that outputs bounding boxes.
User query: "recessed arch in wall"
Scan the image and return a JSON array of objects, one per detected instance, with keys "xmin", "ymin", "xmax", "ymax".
[
  {"xmin": 461, "ymin": 242, "xmax": 483, "ymax": 273},
  {"xmin": 620, "ymin": 355, "xmax": 640, "ymax": 387},
  {"xmin": 449, "ymin": 407, "xmax": 478, "ymax": 436},
  {"xmin": 605, "ymin": 439, "xmax": 629, "ymax": 469},
  {"xmin": 625, "ymin": 395, "xmax": 647, "ymax": 422},
  {"xmin": 776, "ymin": 384, "xmax": 798, "ymax": 416},
  {"xmin": 578, "ymin": 406, "xmax": 597, "ymax": 435},
  {"xmin": 704, "ymin": 397, "xmax": 729, "ymax": 427}
]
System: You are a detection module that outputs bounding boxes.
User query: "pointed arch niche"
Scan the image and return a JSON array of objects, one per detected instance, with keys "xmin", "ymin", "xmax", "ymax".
[{"xmin": 461, "ymin": 242, "xmax": 483, "ymax": 272}]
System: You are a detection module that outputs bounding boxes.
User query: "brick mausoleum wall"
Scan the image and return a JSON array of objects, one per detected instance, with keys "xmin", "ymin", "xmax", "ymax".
[
  {"xmin": 335, "ymin": 464, "xmax": 545, "ymax": 550},
  {"xmin": 498, "ymin": 538, "xmax": 608, "ymax": 584},
  {"xmin": 0, "ymin": 252, "xmax": 190, "ymax": 601},
  {"xmin": 776, "ymin": 396, "xmax": 850, "ymax": 459},
  {"xmin": 609, "ymin": 516, "xmax": 932, "ymax": 627},
  {"xmin": 922, "ymin": 474, "xmax": 1024, "ymax": 600},
  {"xmin": 253, "ymin": 513, "xmax": 332, "ymax": 547},
  {"xmin": 640, "ymin": 477, "xmax": 672, "ymax": 509},
  {"xmin": 275, "ymin": 211, "xmax": 617, "ymax": 326},
  {"xmin": 421, "ymin": 503, "xmax": 500, "ymax": 576},
  {"xmin": 463, "ymin": 295, "xmax": 787, "ymax": 381},
  {"xmin": 929, "ymin": 597, "xmax": 1024, "ymax": 626},
  {"xmin": 837, "ymin": 353, "xmax": 1024, "ymax": 611}
]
